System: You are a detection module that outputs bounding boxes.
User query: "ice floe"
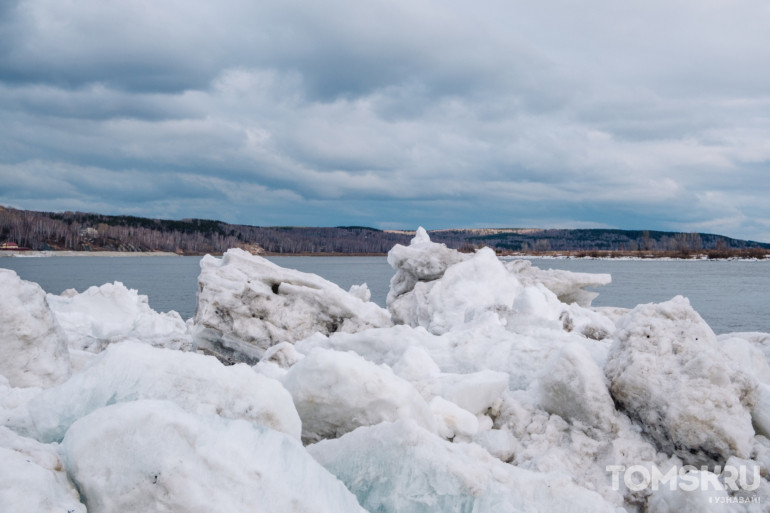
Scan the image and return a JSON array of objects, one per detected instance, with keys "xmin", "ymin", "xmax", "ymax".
[
  {"xmin": 308, "ymin": 419, "xmax": 618, "ymax": 513},
  {"xmin": 30, "ymin": 341, "xmax": 300, "ymax": 442},
  {"xmin": 0, "ymin": 426, "xmax": 84, "ymax": 513},
  {"xmin": 47, "ymin": 281, "xmax": 191, "ymax": 353},
  {"xmin": 61, "ymin": 400, "xmax": 365, "ymax": 513},
  {"xmin": 0, "ymin": 269, "xmax": 70, "ymax": 388},
  {"xmin": 192, "ymin": 248, "xmax": 391, "ymax": 364},
  {"xmin": 605, "ymin": 296, "xmax": 757, "ymax": 467},
  {"xmin": 281, "ymin": 346, "xmax": 436, "ymax": 444}
]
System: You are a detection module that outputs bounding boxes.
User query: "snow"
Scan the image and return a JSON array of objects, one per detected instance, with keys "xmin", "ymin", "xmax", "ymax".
[
  {"xmin": 386, "ymin": 226, "xmax": 467, "ymax": 306},
  {"xmin": 0, "ymin": 269, "xmax": 70, "ymax": 388},
  {"xmin": 252, "ymin": 340, "xmax": 306, "ymax": 379},
  {"xmin": 391, "ymin": 344, "xmax": 441, "ymax": 381},
  {"xmin": 0, "ymin": 426, "xmax": 85, "ymax": 513},
  {"xmin": 506, "ymin": 258, "xmax": 611, "ymax": 307},
  {"xmin": 720, "ymin": 331, "xmax": 770, "ymax": 361},
  {"xmin": 386, "ymin": 231, "xmax": 615, "ymax": 344},
  {"xmin": 0, "ymin": 375, "xmax": 40, "ymax": 437},
  {"xmin": 30, "ymin": 341, "xmax": 301, "ymax": 442},
  {"xmin": 646, "ymin": 470, "xmax": 731, "ymax": 512},
  {"xmin": 535, "ymin": 343, "xmax": 618, "ymax": 432},
  {"xmin": 412, "ymin": 369, "xmax": 508, "ymax": 416},
  {"xmin": 294, "ymin": 324, "xmax": 439, "ymax": 372},
  {"xmin": 308, "ymin": 420, "xmax": 618, "ymax": 513},
  {"xmin": 388, "ymin": 246, "xmax": 523, "ymax": 335},
  {"xmin": 430, "ymin": 396, "xmax": 480, "ymax": 441},
  {"xmin": 3, "ymin": 227, "xmax": 770, "ymax": 512},
  {"xmin": 471, "ymin": 427, "xmax": 518, "ymax": 463},
  {"xmin": 281, "ymin": 347, "xmax": 436, "ymax": 444},
  {"xmin": 719, "ymin": 333, "xmax": 770, "ymax": 385},
  {"xmin": 46, "ymin": 281, "xmax": 191, "ymax": 353},
  {"xmin": 491, "ymin": 389, "xmax": 678, "ymax": 507},
  {"xmin": 752, "ymin": 384, "xmax": 770, "ymax": 439},
  {"xmin": 192, "ymin": 248, "xmax": 391, "ymax": 364},
  {"xmin": 61, "ymin": 400, "xmax": 366, "ymax": 513},
  {"xmin": 605, "ymin": 296, "xmax": 758, "ymax": 467},
  {"xmin": 348, "ymin": 282, "xmax": 372, "ymax": 302}
]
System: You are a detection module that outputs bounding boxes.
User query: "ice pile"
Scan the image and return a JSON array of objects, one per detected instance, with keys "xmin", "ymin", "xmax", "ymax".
[
  {"xmin": 605, "ymin": 297, "xmax": 757, "ymax": 467},
  {"xmin": 61, "ymin": 400, "xmax": 365, "ymax": 513},
  {"xmin": 282, "ymin": 347, "xmax": 437, "ymax": 444},
  {"xmin": 0, "ymin": 269, "xmax": 70, "ymax": 388},
  {"xmin": 29, "ymin": 341, "xmax": 301, "ymax": 443},
  {"xmin": 0, "ymin": 426, "xmax": 85, "ymax": 513},
  {"xmin": 192, "ymin": 248, "xmax": 391, "ymax": 364},
  {"xmin": 309, "ymin": 419, "xmax": 617, "ymax": 513},
  {"xmin": 46, "ymin": 281, "xmax": 191, "ymax": 355},
  {"xmin": 2, "ymin": 228, "xmax": 770, "ymax": 512}
]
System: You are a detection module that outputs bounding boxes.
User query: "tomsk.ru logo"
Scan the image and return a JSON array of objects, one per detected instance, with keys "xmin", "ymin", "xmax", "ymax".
[{"xmin": 606, "ymin": 464, "xmax": 761, "ymax": 493}]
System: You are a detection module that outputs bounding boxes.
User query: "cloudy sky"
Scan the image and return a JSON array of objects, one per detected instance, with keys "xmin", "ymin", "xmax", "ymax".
[{"xmin": 1, "ymin": 0, "xmax": 769, "ymax": 241}]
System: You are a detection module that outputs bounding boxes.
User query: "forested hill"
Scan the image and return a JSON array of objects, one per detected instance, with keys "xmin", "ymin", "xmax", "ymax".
[{"xmin": 1, "ymin": 206, "xmax": 768, "ymax": 256}]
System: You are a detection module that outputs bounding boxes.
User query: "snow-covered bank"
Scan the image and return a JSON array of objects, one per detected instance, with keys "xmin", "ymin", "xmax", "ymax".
[{"xmin": 1, "ymin": 228, "xmax": 769, "ymax": 512}]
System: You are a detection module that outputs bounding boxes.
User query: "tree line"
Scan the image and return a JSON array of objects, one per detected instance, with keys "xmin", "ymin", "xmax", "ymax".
[
  {"xmin": 448, "ymin": 228, "xmax": 768, "ymax": 252},
  {"xmin": 1, "ymin": 206, "xmax": 768, "ymax": 256},
  {"xmin": 0, "ymin": 207, "xmax": 411, "ymax": 254}
]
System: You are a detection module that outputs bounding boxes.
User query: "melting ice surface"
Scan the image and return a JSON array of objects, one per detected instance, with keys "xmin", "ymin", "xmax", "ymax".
[{"xmin": 2, "ymin": 227, "xmax": 770, "ymax": 512}]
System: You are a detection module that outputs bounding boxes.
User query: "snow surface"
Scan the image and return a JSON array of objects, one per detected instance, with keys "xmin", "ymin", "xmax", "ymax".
[
  {"xmin": 0, "ymin": 269, "xmax": 70, "ymax": 388},
  {"xmin": 46, "ymin": 281, "xmax": 191, "ymax": 353},
  {"xmin": 0, "ymin": 374, "xmax": 40, "ymax": 437},
  {"xmin": 534, "ymin": 343, "xmax": 618, "ymax": 432},
  {"xmin": 61, "ymin": 400, "xmax": 366, "ymax": 513},
  {"xmin": 506, "ymin": 258, "xmax": 611, "ymax": 307},
  {"xmin": 281, "ymin": 347, "xmax": 436, "ymax": 444},
  {"xmin": 192, "ymin": 248, "xmax": 391, "ymax": 364},
  {"xmin": 386, "ymin": 226, "xmax": 467, "ymax": 306},
  {"xmin": 646, "ymin": 470, "xmax": 731, "ymax": 513},
  {"xmin": 0, "ymin": 426, "xmax": 84, "ymax": 513},
  {"xmin": 30, "ymin": 341, "xmax": 301, "ymax": 442},
  {"xmin": 386, "ymin": 236, "xmax": 615, "ymax": 342},
  {"xmin": 605, "ymin": 296, "xmax": 757, "ymax": 467},
  {"xmin": 308, "ymin": 420, "xmax": 618, "ymax": 513},
  {"xmin": 2, "ymin": 227, "xmax": 769, "ymax": 512}
]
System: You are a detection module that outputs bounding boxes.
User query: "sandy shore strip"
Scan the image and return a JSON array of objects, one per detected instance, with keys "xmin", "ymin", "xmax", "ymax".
[{"xmin": 0, "ymin": 250, "xmax": 180, "ymax": 257}]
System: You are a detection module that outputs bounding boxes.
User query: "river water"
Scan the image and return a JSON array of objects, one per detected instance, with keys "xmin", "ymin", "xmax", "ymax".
[{"xmin": 2, "ymin": 255, "xmax": 768, "ymax": 335}]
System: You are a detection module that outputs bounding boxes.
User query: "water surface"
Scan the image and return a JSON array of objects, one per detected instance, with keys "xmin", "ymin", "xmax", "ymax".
[
  {"xmin": 526, "ymin": 258, "xmax": 770, "ymax": 335},
  {"xmin": 2, "ymin": 255, "xmax": 768, "ymax": 334}
]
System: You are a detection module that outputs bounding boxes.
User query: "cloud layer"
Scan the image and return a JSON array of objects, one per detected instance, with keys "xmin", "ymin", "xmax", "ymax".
[{"xmin": 1, "ymin": 0, "xmax": 769, "ymax": 240}]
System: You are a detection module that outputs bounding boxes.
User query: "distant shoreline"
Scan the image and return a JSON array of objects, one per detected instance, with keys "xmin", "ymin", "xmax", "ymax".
[
  {"xmin": 4, "ymin": 206, "xmax": 770, "ymax": 258},
  {"xmin": 0, "ymin": 250, "xmax": 180, "ymax": 258},
  {"xmin": 0, "ymin": 250, "xmax": 388, "ymax": 258},
  {"xmin": 1, "ymin": 249, "xmax": 768, "ymax": 261}
]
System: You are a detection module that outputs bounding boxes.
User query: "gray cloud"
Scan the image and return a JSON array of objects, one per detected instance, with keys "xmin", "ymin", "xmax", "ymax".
[{"xmin": 1, "ymin": 0, "xmax": 769, "ymax": 242}]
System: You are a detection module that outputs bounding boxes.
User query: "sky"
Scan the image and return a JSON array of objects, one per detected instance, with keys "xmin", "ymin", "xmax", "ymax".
[{"xmin": 1, "ymin": 0, "xmax": 769, "ymax": 241}]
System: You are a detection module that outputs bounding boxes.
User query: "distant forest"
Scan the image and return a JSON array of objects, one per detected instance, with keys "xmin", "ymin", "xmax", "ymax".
[{"xmin": 1, "ymin": 206, "xmax": 769, "ymax": 257}]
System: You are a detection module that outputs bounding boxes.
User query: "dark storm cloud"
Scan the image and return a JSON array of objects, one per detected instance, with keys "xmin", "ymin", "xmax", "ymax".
[
  {"xmin": 1, "ymin": 0, "xmax": 769, "ymax": 241},
  {"xmin": 0, "ymin": 0, "xmax": 543, "ymax": 99}
]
